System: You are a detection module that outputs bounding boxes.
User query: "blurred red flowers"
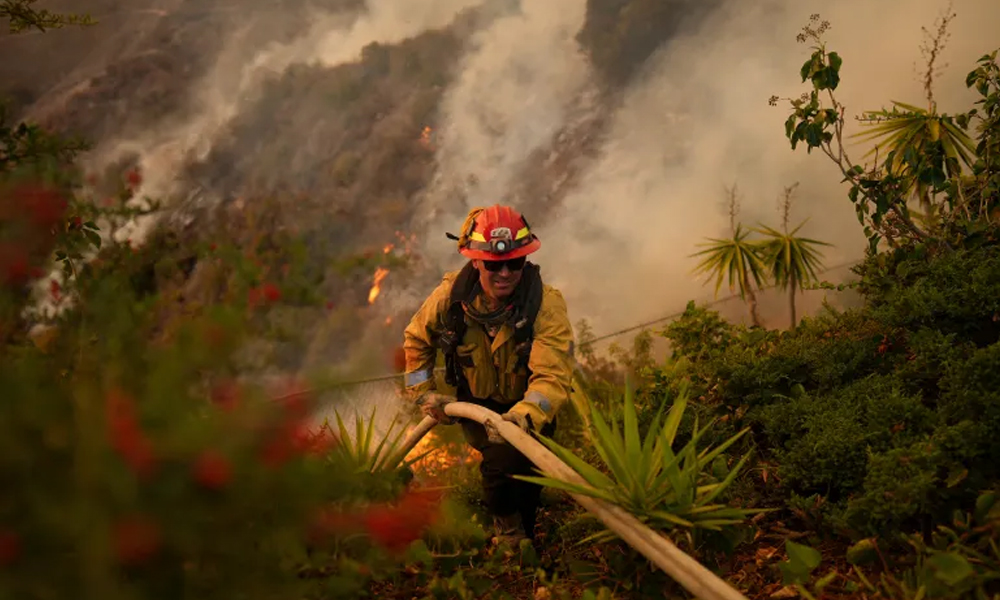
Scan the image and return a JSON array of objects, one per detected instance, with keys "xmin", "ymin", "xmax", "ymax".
[
  {"xmin": 247, "ymin": 282, "xmax": 281, "ymax": 308},
  {"xmin": 0, "ymin": 243, "xmax": 39, "ymax": 286},
  {"xmin": 105, "ymin": 388, "xmax": 157, "ymax": 478},
  {"xmin": 307, "ymin": 487, "xmax": 443, "ymax": 554},
  {"xmin": 18, "ymin": 184, "xmax": 68, "ymax": 231},
  {"xmin": 193, "ymin": 450, "xmax": 233, "ymax": 490},
  {"xmin": 126, "ymin": 168, "xmax": 142, "ymax": 188},
  {"xmin": 361, "ymin": 488, "xmax": 443, "ymax": 553},
  {"xmin": 209, "ymin": 378, "xmax": 241, "ymax": 411},
  {"xmin": 0, "ymin": 530, "xmax": 19, "ymax": 567},
  {"xmin": 113, "ymin": 515, "xmax": 160, "ymax": 566}
]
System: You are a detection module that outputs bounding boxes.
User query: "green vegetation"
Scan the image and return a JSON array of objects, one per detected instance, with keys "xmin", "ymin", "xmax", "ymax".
[
  {"xmin": 5, "ymin": 4, "xmax": 1000, "ymax": 600},
  {"xmin": 0, "ymin": 0, "xmax": 95, "ymax": 34}
]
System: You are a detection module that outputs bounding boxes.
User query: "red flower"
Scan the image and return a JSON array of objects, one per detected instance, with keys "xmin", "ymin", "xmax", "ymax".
[
  {"xmin": 49, "ymin": 279, "xmax": 61, "ymax": 302},
  {"xmin": 261, "ymin": 282, "xmax": 281, "ymax": 302},
  {"xmin": 361, "ymin": 490, "xmax": 440, "ymax": 552},
  {"xmin": 248, "ymin": 283, "xmax": 281, "ymax": 308},
  {"xmin": 105, "ymin": 388, "xmax": 156, "ymax": 478},
  {"xmin": 308, "ymin": 507, "xmax": 359, "ymax": 543},
  {"xmin": 209, "ymin": 243, "xmax": 217, "ymax": 251},
  {"xmin": 291, "ymin": 424, "xmax": 338, "ymax": 456},
  {"xmin": 0, "ymin": 243, "xmax": 33, "ymax": 286},
  {"xmin": 193, "ymin": 450, "xmax": 232, "ymax": 490},
  {"xmin": 16, "ymin": 184, "xmax": 68, "ymax": 231},
  {"xmin": 69, "ymin": 216, "xmax": 82, "ymax": 230},
  {"xmin": 260, "ymin": 435, "xmax": 294, "ymax": 468},
  {"xmin": 126, "ymin": 169, "xmax": 142, "ymax": 188},
  {"xmin": 0, "ymin": 531, "xmax": 19, "ymax": 567},
  {"xmin": 361, "ymin": 489, "xmax": 443, "ymax": 553},
  {"xmin": 209, "ymin": 379, "xmax": 240, "ymax": 411},
  {"xmin": 325, "ymin": 301, "xmax": 335, "ymax": 310},
  {"xmin": 260, "ymin": 419, "xmax": 335, "ymax": 466},
  {"xmin": 112, "ymin": 516, "xmax": 160, "ymax": 566}
]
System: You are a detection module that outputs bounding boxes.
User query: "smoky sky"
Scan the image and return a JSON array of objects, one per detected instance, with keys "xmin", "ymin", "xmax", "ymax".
[{"xmin": 8, "ymin": 0, "xmax": 1000, "ymax": 348}]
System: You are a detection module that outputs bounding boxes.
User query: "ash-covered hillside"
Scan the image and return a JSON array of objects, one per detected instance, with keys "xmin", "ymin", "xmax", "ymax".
[{"xmin": 9, "ymin": 0, "xmax": 988, "ymax": 375}]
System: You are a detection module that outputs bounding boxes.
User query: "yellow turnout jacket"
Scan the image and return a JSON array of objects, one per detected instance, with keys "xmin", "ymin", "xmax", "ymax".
[{"xmin": 402, "ymin": 270, "xmax": 575, "ymax": 430}]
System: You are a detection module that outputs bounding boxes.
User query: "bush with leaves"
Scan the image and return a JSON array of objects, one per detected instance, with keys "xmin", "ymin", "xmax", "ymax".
[
  {"xmin": 773, "ymin": 14, "xmax": 1000, "ymax": 252},
  {"xmin": 0, "ymin": 169, "xmax": 489, "ymax": 599},
  {"xmin": 649, "ymin": 234, "xmax": 1000, "ymax": 541},
  {"xmin": 773, "ymin": 490, "xmax": 1000, "ymax": 599}
]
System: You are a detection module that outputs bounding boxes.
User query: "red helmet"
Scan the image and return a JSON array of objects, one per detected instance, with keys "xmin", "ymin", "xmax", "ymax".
[{"xmin": 452, "ymin": 205, "xmax": 541, "ymax": 261}]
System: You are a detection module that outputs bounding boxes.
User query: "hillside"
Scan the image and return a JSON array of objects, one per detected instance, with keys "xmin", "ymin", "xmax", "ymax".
[
  {"xmin": 3, "ymin": 1, "xmax": 1000, "ymax": 599},
  {"xmin": 4, "ymin": 0, "xmax": 740, "ymax": 376}
]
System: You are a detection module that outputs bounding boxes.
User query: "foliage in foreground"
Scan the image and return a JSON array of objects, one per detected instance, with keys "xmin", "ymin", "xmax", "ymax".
[{"xmin": 519, "ymin": 382, "xmax": 760, "ymax": 553}]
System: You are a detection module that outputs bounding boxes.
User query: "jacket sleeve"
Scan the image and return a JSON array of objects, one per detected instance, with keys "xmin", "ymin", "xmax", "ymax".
[
  {"xmin": 508, "ymin": 287, "xmax": 575, "ymax": 430},
  {"xmin": 401, "ymin": 275, "xmax": 453, "ymax": 400}
]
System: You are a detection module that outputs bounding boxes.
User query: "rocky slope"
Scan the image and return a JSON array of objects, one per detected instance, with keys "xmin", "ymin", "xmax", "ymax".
[{"xmin": 5, "ymin": 0, "xmax": 861, "ymax": 379}]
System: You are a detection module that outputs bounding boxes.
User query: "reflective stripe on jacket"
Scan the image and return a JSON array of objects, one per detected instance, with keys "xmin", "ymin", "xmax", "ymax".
[{"xmin": 402, "ymin": 270, "xmax": 575, "ymax": 430}]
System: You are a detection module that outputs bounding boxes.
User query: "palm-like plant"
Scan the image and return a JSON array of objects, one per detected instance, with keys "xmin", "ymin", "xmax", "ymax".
[
  {"xmin": 691, "ymin": 185, "xmax": 768, "ymax": 328},
  {"xmin": 691, "ymin": 223, "xmax": 767, "ymax": 328},
  {"xmin": 516, "ymin": 382, "xmax": 766, "ymax": 548},
  {"xmin": 851, "ymin": 10, "xmax": 978, "ymax": 213},
  {"xmin": 756, "ymin": 222, "xmax": 830, "ymax": 329},
  {"xmin": 852, "ymin": 101, "xmax": 977, "ymax": 209},
  {"xmin": 755, "ymin": 184, "xmax": 831, "ymax": 329}
]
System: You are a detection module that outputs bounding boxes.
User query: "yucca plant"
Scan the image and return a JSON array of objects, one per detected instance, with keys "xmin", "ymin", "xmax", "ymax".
[
  {"xmin": 756, "ymin": 221, "xmax": 829, "ymax": 329},
  {"xmin": 754, "ymin": 184, "xmax": 832, "ymax": 329},
  {"xmin": 692, "ymin": 186, "xmax": 768, "ymax": 327},
  {"xmin": 324, "ymin": 406, "xmax": 433, "ymax": 476},
  {"xmin": 517, "ymin": 381, "xmax": 765, "ymax": 547},
  {"xmin": 852, "ymin": 101, "xmax": 978, "ymax": 209}
]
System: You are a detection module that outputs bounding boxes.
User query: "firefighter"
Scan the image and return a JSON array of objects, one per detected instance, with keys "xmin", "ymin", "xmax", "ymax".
[{"xmin": 402, "ymin": 205, "xmax": 575, "ymax": 546}]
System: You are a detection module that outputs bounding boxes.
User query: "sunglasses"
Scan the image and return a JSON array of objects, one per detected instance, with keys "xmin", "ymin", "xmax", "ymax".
[{"xmin": 482, "ymin": 256, "xmax": 527, "ymax": 273}]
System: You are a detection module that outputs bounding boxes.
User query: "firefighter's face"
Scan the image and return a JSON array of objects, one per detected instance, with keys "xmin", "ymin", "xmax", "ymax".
[{"xmin": 473, "ymin": 257, "xmax": 525, "ymax": 301}]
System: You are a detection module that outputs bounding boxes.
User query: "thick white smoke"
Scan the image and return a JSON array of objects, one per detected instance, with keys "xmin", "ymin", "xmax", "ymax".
[
  {"xmin": 537, "ymin": 0, "xmax": 1000, "ymax": 334},
  {"xmin": 91, "ymin": 0, "xmax": 487, "ymax": 244},
  {"xmin": 415, "ymin": 0, "xmax": 592, "ymax": 268}
]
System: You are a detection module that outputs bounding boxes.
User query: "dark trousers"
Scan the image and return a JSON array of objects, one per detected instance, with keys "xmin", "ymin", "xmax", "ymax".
[{"xmin": 457, "ymin": 393, "xmax": 556, "ymax": 538}]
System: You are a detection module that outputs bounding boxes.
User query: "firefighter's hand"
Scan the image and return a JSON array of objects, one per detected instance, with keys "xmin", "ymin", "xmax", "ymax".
[
  {"xmin": 502, "ymin": 411, "xmax": 533, "ymax": 434},
  {"xmin": 416, "ymin": 392, "xmax": 456, "ymax": 425},
  {"xmin": 484, "ymin": 418, "xmax": 505, "ymax": 444}
]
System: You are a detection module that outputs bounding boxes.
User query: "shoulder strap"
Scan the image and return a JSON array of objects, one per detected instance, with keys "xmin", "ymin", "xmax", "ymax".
[
  {"xmin": 439, "ymin": 261, "xmax": 479, "ymax": 387},
  {"xmin": 512, "ymin": 262, "xmax": 543, "ymax": 369}
]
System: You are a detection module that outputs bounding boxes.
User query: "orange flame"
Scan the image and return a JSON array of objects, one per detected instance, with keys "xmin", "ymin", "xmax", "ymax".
[
  {"xmin": 368, "ymin": 267, "xmax": 390, "ymax": 304},
  {"xmin": 408, "ymin": 430, "xmax": 478, "ymax": 478},
  {"xmin": 419, "ymin": 126, "xmax": 433, "ymax": 150}
]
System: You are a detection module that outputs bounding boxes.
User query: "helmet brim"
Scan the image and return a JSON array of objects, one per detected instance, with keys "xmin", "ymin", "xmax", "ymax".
[{"xmin": 459, "ymin": 237, "xmax": 541, "ymax": 261}]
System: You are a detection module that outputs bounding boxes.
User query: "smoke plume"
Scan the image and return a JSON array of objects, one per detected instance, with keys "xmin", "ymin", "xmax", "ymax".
[
  {"xmin": 415, "ymin": 0, "xmax": 592, "ymax": 268},
  {"xmin": 536, "ymin": 0, "xmax": 1000, "ymax": 335},
  {"xmin": 87, "ymin": 0, "xmax": 487, "ymax": 243}
]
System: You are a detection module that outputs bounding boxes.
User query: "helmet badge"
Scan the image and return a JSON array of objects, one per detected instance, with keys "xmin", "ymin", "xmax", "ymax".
[
  {"xmin": 490, "ymin": 227, "xmax": 512, "ymax": 240},
  {"xmin": 489, "ymin": 227, "xmax": 513, "ymax": 254}
]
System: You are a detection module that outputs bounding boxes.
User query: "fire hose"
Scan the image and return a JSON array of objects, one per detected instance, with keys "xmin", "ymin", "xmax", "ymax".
[{"xmin": 394, "ymin": 402, "xmax": 750, "ymax": 600}]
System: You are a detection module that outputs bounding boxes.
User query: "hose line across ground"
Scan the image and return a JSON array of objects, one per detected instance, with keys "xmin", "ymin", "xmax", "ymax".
[{"xmin": 397, "ymin": 403, "xmax": 749, "ymax": 600}]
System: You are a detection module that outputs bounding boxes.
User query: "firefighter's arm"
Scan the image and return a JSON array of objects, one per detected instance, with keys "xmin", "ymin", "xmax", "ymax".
[
  {"xmin": 402, "ymin": 276, "xmax": 453, "ymax": 400},
  {"xmin": 507, "ymin": 288, "xmax": 575, "ymax": 431}
]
